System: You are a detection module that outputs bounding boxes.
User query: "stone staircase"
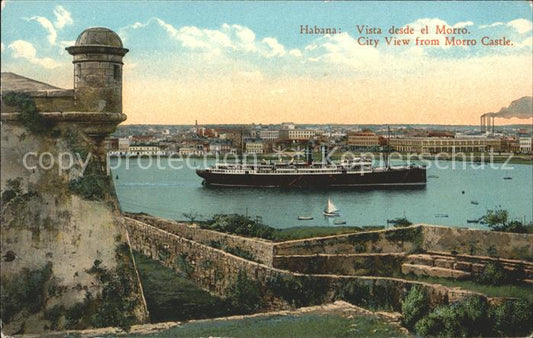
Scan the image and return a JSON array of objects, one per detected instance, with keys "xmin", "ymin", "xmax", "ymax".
[{"xmin": 402, "ymin": 251, "xmax": 533, "ymax": 283}]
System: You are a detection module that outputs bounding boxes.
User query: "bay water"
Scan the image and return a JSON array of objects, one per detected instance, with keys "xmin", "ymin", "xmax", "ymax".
[{"xmin": 110, "ymin": 157, "xmax": 532, "ymax": 229}]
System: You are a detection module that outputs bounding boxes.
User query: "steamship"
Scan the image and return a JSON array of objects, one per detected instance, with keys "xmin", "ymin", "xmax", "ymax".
[{"xmin": 196, "ymin": 154, "xmax": 426, "ymax": 188}]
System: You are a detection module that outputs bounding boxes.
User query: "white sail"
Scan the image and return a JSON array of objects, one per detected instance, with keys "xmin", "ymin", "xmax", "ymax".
[{"xmin": 325, "ymin": 198, "xmax": 339, "ymax": 213}]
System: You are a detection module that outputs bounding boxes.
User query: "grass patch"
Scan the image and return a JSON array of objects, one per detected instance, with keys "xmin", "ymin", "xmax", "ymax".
[
  {"xmin": 272, "ymin": 226, "xmax": 364, "ymax": 241},
  {"xmin": 404, "ymin": 274, "xmax": 533, "ymax": 301},
  {"xmin": 198, "ymin": 214, "xmax": 366, "ymax": 242},
  {"xmin": 133, "ymin": 313, "xmax": 408, "ymax": 337},
  {"xmin": 133, "ymin": 251, "xmax": 233, "ymax": 322}
]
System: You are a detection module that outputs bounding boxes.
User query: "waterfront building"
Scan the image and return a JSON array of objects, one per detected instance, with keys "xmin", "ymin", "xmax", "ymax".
[
  {"xmin": 519, "ymin": 137, "xmax": 532, "ymax": 154},
  {"xmin": 281, "ymin": 122, "xmax": 295, "ymax": 130},
  {"xmin": 389, "ymin": 137, "xmax": 501, "ymax": 153},
  {"xmin": 279, "ymin": 129, "xmax": 316, "ymax": 141},
  {"xmin": 347, "ymin": 131, "xmax": 381, "ymax": 148},
  {"xmin": 260, "ymin": 129, "xmax": 280, "ymax": 140},
  {"xmin": 118, "ymin": 138, "xmax": 130, "ymax": 152},
  {"xmin": 128, "ymin": 145, "xmax": 163, "ymax": 155},
  {"xmin": 245, "ymin": 140, "xmax": 265, "ymax": 154},
  {"xmin": 179, "ymin": 146, "xmax": 205, "ymax": 156},
  {"xmin": 105, "ymin": 137, "xmax": 119, "ymax": 151}
]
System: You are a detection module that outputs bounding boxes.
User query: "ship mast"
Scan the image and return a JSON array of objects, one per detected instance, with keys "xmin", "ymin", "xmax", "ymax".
[{"xmin": 386, "ymin": 126, "xmax": 391, "ymax": 169}]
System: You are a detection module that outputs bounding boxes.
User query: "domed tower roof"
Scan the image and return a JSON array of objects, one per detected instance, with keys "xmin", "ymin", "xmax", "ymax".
[
  {"xmin": 75, "ymin": 27, "xmax": 123, "ymax": 48},
  {"xmin": 66, "ymin": 27, "xmax": 128, "ymax": 57}
]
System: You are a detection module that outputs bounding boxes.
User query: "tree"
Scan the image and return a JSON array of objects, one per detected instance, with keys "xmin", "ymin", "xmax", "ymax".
[
  {"xmin": 482, "ymin": 209, "xmax": 508, "ymax": 230},
  {"xmin": 402, "ymin": 285, "xmax": 429, "ymax": 329},
  {"xmin": 388, "ymin": 217, "xmax": 412, "ymax": 228},
  {"xmin": 182, "ymin": 210, "xmax": 201, "ymax": 223},
  {"xmin": 482, "ymin": 209, "xmax": 529, "ymax": 233}
]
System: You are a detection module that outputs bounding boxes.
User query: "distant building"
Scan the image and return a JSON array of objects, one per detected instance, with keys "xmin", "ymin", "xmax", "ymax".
[
  {"xmin": 178, "ymin": 146, "xmax": 204, "ymax": 156},
  {"xmin": 208, "ymin": 141, "xmax": 232, "ymax": 154},
  {"xmin": 128, "ymin": 145, "xmax": 162, "ymax": 155},
  {"xmin": 389, "ymin": 137, "xmax": 501, "ymax": 153},
  {"xmin": 105, "ymin": 137, "xmax": 119, "ymax": 151},
  {"xmin": 260, "ymin": 130, "xmax": 280, "ymax": 140},
  {"xmin": 281, "ymin": 122, "xmax": 295, "ymax": 130},
  {"xmin": 519, "ymin": 137, "xmax": 532, "ymax": 154},
  {"xmin": 131, "ymin": 135, "xmax": 156, "ymax": 144},
  {"xmin": 279, "ymin": 129, "xmax": 316, "ymax": 141},
  {"xmin": 245, "ymin": 140, "xmax": 264, "ymax": 154},
  {"xmin": 347, "ymin": 131, "xmax": 380, "ymax": 148},
  {"xmin": 118, "ymin": 138, "xmax": 130, "ymax": 152}
]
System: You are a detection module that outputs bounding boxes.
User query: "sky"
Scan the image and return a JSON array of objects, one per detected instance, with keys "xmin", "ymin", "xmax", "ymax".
[{"xmin": 1, "ymin": 0, "xmax": 532, "ymax": 125}]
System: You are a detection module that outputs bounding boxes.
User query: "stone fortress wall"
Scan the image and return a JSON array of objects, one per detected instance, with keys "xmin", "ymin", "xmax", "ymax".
[
  {"xmin": 125, "ymin": 213, "xmax": 275, "ymax": 265},
  {"xmin": 124, "ymin": 217, "xmax": 485, "ymax": 313},
  {"xmin": 0, "ymin": 27, "xmax": 147, "ymax": 335},
  {"xmin": 126, "ymin": 213, "xmax": 533, "ymax": 284}
]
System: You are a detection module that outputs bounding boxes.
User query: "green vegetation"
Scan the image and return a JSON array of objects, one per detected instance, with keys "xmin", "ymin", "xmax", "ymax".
[
  {"xmin": 68, "ymin": 158, "xmax": 111, "ymax": 201},
  {"xmin": 401, "ymin": 287, "xmax": 533, "ymax": 337},
  {"xmin": 0, "ymin": 262, "xmax": 53, "ymax": 323},
  {"xmin": 133, "ymin": 251, "xmax": 233, "ymax": 322},
  {"xmin": 474, "ymin": 261, "xmax": 526, "ymax": 286},
  {"xmin": 134, "ymin": 313, "xmax": 409, "ymax": 337},
  {"xmin": 200, "ymin": 214, "xmax": 363, "ymax": 241},
  {"xmin": 482, "ymin": 209, "xmax": 533, "ymax": 233},
  {"xmin": 69, "ymin": 174, "xmax": 109, "ymax": 201},
  {"xmin": 266, "ymin": 274, "xmax": 329, "ymax": 308},
  {"xmin": 62, "ymin": 243, "xmax": 143, "ymax": 330},
  {"xmin": 388, "ymin": 217, "xmax": 412, "ymax": 228},
  {"xmin": 401, "ymin": 286, "xmax": 429, "ymax": 330},
  {"xmin": 207, "ymin": 240, "xmax": 259, "ymax": 262},
  {"xmin": 337, "ymin": 280, "xmax": 400, "ymax": 312},
  {"xmin": 225, "ymin": 270, "xmax": 263, "ymax": 314},
  {"xmin": 41, "ymin": 243, "xmax": 145, "ymax": 331},
  {"xmin": 2, "ymin": 92, "xmax": 53, "ymax": 133},
  {"xmin": 201, "ymin": 214, "xmax": 275, "ymax": 239},
  {"xmin": 1, "ymin": 177, "xmax": 23, "ymax": 204},
  {"xmin": 403, "ymin": 274, "xmax": 533, "ymax": 301}
]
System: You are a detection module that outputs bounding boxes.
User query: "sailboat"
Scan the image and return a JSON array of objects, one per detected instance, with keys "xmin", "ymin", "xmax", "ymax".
[{"xmin": 323, "ymin": 198, "xmax": 340, "ymax": 217}]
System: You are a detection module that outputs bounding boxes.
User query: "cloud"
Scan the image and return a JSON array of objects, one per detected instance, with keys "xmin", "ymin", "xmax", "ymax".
[
  {"xmin": 302, "ymin": 33, "xmax": 381, "ymax": 70},
  {"xmin": 480, "ymin": 19, "xmax": 532, "ymax": 34},
  {"xmin": 479, "ymin": 22, "xmax": 504, "ymax": 29},
  {"xmin": 453, "ymin": 21, "xmax": 474, "ymax": 28},
  {"xmin": 262, "ymin": 37, "xmax": 285, "ymax": 57},
  {"xmin": 1, "ymin": 0, "xmax": 6, "ymax": 10},
  {"xmin": 125, "ymin": 18, "xmax": 294, "ymax": 60},
  {"xmin": 27, "ymin": 16, "xmax": 57, "ymax": 45},
  {"xmin": 1, "ymin": 42, "xmax": 4, "ymax": 52},
  {"xmin": 25, "ymin": 6, "xmax": 72, "ymax": 46},
  {"xmin": 289, "ymin": 49, "xmax": 303, "ymax": 57},
  {"xmin": 516, "ymin": 36, "xmax": 533, "ymax": 48},
  {"xmin": 53, "ymin": 5, "xmax": 73, "ymax": 29},
  {"xmin": 507, "ymin": 18, "xmax": 532, "ymax": 34},
  {"xmin": 58, "ymin": 40, "xmax": 75, "ymax": 54},
  {"xmin": 8, "ymin": 40, "xmax": 61, "ymax": 69}
]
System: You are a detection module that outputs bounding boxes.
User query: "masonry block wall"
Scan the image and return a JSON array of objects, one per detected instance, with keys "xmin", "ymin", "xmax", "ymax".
[{"xmin": 124, "ymin": 217, "xmax": 486, "ymax": 313}]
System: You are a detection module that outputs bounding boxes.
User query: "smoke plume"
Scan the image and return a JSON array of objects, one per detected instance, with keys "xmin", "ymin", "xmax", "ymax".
[{"xmin": 482, "ymin": 96, "xmax": 533, "ymax": 119}]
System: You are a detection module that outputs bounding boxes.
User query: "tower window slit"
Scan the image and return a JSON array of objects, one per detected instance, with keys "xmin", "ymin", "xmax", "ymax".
[{"xmin": 113, "ymin": 65, "xmax": 120, "ymax": 80}]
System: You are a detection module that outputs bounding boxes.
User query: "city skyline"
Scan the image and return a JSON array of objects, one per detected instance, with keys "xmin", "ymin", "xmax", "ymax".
[{"xmin": 1, "ymin": 1, "xmax": 532, "ymax": 125}]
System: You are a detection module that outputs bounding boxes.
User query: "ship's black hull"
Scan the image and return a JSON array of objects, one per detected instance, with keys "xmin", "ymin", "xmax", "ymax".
[{"xmin": 196, "ymin": 167, "xmax": 426, "ymax": 188}]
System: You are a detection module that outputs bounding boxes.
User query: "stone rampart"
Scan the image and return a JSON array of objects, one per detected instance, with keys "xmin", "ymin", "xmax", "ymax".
[
  {"xmin": 124, "ymin": 214, "xmax": 275, "ymax": 265},
  {"xmin": 273, "ymin": 225, "xmax": 533, "ymax": 262},
  {"xmin": 125, "ymin": 217, "xmax": 484, "ymax": 313},
  {"xmin": 273, "ymin": 226, "xmax": 424, "ymax": 256},
  {"xmin": 272, "ymin": 253, "xmax": 406, "ymax": 277},
  {"xmin": 420, "ymin": 225, "xmax": 533, "ymax": 261}
]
